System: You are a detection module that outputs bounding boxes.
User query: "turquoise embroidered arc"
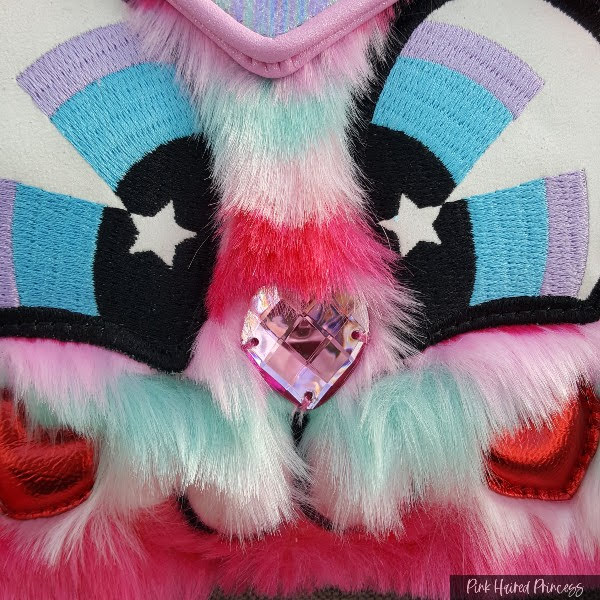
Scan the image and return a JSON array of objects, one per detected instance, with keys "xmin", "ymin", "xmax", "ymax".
[
  {"xmin": 373, "ymin": 21, "xmax": 544, "ymax": 184},
  {"xmin": 0, "ymin": 23, "xmax": 217, "ymax": 371},
  {"xmin": 0, "ymin": 23, "xmax": 198, "ymax": 314},
  {"xmin": 17, "ymin": 23, "xmax": 197, "ymax": 192}
]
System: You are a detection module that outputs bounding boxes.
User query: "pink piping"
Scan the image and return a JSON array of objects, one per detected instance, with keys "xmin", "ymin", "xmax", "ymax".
[{"xmin": 165, "ymin": 0, "xmax": 398, "ymax": 77}]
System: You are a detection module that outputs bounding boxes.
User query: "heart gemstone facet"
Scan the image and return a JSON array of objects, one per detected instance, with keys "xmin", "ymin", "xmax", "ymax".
[
  {"xmin": 242, "ymin": 288, "xmax": 368, "ymax": 409},
  {"xmin": 486, "ymin": 383, "xmax": 600, "ymax": 500}
]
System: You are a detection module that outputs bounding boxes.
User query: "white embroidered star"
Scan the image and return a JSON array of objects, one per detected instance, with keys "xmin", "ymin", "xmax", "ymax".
[
  {"xmin": 379, "ymin": 194, "xmax": 442, "ymax": 256},
  {"xmin": 129, "ymin": 201, "xmax": 196, "ymax": 267}
]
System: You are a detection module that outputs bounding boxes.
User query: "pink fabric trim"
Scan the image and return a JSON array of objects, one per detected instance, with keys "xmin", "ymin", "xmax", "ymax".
[
  {"xmin": 165, "ymin": 0, "xmax": 398, "ymax": 77},
  {"xmin": 0, "ymin": 338, "xmax": 151, "ymax": 402},
  {"xmin": 1, "ymin": 502, "xmax": 597, "ymax": 599}
]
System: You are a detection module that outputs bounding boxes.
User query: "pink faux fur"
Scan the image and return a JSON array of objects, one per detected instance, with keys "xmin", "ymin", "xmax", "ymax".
[
  {"xmin": 1, "ymin": 500, "xmax": 597, "ymax": 600},
  {"xmin": 0, "ymin": 338, "xmax": 151, "ymax": 404},
  {"xmin": 129, "ymin": 0, "xmax": 416, "ymax": 412},
  {"xmin": 414, "ymin": 321, "xmax": 600, "ymax": 429},
  {"xmin": 3, "ymin": 7, "xmax": 600, "ymax": 596},
  {"xmin": 207, "ymin": 211, "xmax": 400, "ymax": 318},
  {"xmin": 128, "ymin": 0, "xmax": 395, "ymax": 227},
  {"xmin": 186, "ymin": 310, "xmax": 268, "ymax": 415}
]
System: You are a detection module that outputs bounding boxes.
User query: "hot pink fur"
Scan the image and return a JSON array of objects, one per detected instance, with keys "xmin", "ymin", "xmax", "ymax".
[
  {"xmin": 207, "ymin": 211, "xmax": 399, "ymax": 319},
  {"xmin": 1, "ymin": 501, "xmax": 597, "ymax": 600}
]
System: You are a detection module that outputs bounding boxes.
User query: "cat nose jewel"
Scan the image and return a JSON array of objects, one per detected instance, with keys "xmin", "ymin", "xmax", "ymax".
[{"xmin": 241, "ymin": 288, "xmax": 368, "ymax": 409}]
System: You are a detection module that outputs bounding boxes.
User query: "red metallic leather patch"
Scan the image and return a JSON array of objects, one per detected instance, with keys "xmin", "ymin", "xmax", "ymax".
[
  {"xmin": 0, "ymin": 390, "xmax": 96, "ymax": 519},
  {"xmin": 486, "ymin": 383, "xmax": 600, "ymax": 500}
]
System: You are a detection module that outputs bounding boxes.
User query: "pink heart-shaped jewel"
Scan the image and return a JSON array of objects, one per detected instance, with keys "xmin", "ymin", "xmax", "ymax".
[{"xmin": 242, "ymin": 288, "xmax": 368, "ymax": 409}]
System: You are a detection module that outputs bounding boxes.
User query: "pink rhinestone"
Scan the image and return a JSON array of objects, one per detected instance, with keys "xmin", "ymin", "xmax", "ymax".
[{"xmin": 241, "ymin": 288, "xmax": 368, "ymax": 410}]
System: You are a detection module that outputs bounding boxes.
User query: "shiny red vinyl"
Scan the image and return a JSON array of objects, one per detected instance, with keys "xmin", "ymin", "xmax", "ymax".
[
  {"xmin": 0, "ymin": 390, "xmax": 96, "ymax": 519},
  {"xmin": 487, "ymin": 383, "xmax": 600, "ymax": 500}
]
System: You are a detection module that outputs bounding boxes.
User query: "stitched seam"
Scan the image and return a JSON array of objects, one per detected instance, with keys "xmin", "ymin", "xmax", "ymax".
[
  {"xmin": 0, "ymin": 317, "xmax": 200, "ymax": 355},
  {"xmin": 183, "ymin": 0, "xmax": 394, "ymax": 71},
  {"xmin": 1, "ymin": 487, "xmax": 93, "ymax": 520}
]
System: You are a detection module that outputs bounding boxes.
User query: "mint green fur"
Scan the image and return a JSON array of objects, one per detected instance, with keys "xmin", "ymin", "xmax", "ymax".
[
  {"xmin": 301, "ymin": 368, "xmax": 496, "ymax": 532},
  {"xmin": 24, "ymin": 376, "xmax": 304, "ymax": 519},
  {"xmin": 199, "ymin": 83, "xmax": 348, "ymax": 160}
]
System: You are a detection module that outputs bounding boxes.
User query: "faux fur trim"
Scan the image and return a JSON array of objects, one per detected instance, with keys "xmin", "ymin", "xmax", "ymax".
[
  {"xmin": 185, "ymin": 309, "xmax": 269, "ymax": 417},
  {"xmin": 127, "ymin": 2, "xmax": 419, "ymax": 410},
  {"xmin": 304, "ymin": 321, "xmax": 600, "ymax": 533},
  {"xmin": 1, "ymin": 501, "xmax": 597, "ymax": 600},
  {"xmin": 207, "ymin": 212, "xmax": 402, "ymax": 313},
  {"xmin": 131, "ymin": 0, "xmax": 400, "ymax": 79},
  {"xmin": 129, "ymin": 0, "xmax": 395, "ymax": 102},
  {"xmin": 12, "ymin": 322, "xmax": 600, "ymax": 555},
  {"xmin": 127, "ymin": 1, "xmax": 393, "ymax": 226},
  {"xmin": 192, "ymin": 275, "xmax": 417, "ymax": 415},
  {"xmin": 0, "ymin": 338, "xmax": 151, "ymax": 404},
  {"xmin": 21, "ymin": 375, "xmax": 305, "ymax": 542},
  {"xmin": 416, "ymin": 322, "xmax": 600, "ymax": 425}
]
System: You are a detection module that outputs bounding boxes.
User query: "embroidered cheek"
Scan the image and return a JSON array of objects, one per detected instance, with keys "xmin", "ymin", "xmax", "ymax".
[
  {"xmin": 0, "ymin": 390, "xmax": 96, "ymax": 520},
  {"xmin": 486, "ymin": 383, "xmax": 600, "ymax": 500}
]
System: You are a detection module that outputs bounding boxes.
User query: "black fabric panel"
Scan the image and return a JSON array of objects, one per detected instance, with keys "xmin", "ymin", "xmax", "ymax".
[
  {"xmin": 422, "ymin": 295, "xmax": 600, "ymax": 351},
  {"xmin": 211, "ymin": 590, "xmax": 410, "ymax": 600},
  {"xmin": 403, "ymin": 200, "xmax": 476, "ymax": 328},
  {"xmin": 96, "ymin": 135, "xmax": 218, "ymax": 370},
  {"xmin": 115, "ymin": 136, "xmax": 217, "ymax": 225},
  {"xmin": 94, "ymin": 204, "xmax": 207, "ymax": 370},
  {"xmin": 177, "ymin": 495, "xmax": 216, "ymax": 534},
  {"xmin": 364, "ymin": 126, "xmax": 455, "ymax": 216},
  {"xmin": 209, "ymin": 586, "xmax": 600, "ymax": 600},
  {"xmin": 0, "ymin": 307, "xmax": 196, "ymax": 372}
]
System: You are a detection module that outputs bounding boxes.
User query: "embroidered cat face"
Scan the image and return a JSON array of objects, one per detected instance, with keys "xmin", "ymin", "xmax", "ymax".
[{"xmin": 0, "ymin": 0, "xmax": 599, "ymax": 576}]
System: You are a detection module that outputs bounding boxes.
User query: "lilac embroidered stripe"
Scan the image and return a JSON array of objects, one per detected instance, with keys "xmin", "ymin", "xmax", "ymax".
[
  {"xmin": 0, "ymin": 180, "xmax": 18, "ymax": 308},
  {"xmin": 213, "ymin": 0, "xmax": 338, "ymax": 37},
  {"xmin": 542, "ymin": 171, "xmax": 589, "ymax": 297},
  {"xmin": 402, "ymin": 21, "xmax": 544, "ymax": 117},
  {"xmin": 17, "ymin": 23, "xmax": 144, "ymax": 117}
]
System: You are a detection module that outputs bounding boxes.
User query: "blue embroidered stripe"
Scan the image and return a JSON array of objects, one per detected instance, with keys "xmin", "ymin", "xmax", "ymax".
[
  {"xmin": 51, "ymin": 63, "xmax": 198, "ymax": 190},
  {"xmin": 372, "ymin": 57, "xmax": 512, "ymax": 183},
  {"xmin": 467, "ymin": 179, "xmax": 549, "ymax": 306},
  {"xmin": 12, "ymin": 184, "xmax": 104, "ymax": 315}
]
